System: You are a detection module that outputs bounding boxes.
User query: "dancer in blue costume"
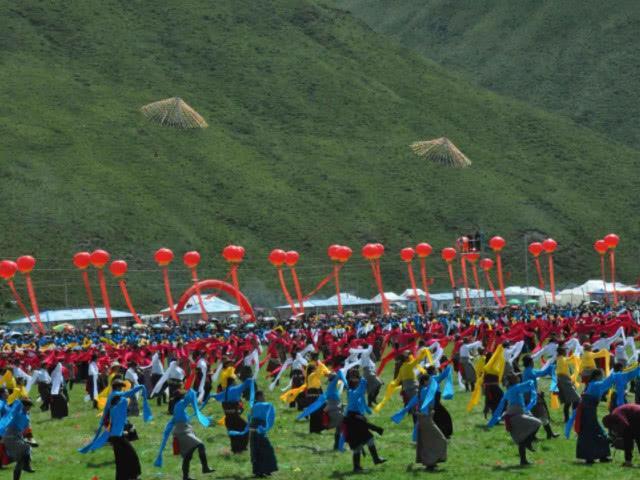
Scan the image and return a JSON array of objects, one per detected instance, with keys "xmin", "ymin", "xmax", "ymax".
[
  {"xmin": 391, "ymin": 373, "xmax": 448, "ymax": 471},
  {"xmin": 155, "ymin": 388, "xmax": 215, "ymax": 480},
  {"xmin": 79, "ymin": 380, "xmax": 152, "ymax": 480},
  {"xmin": 488, "ymin": 377, "xmax": 540, "ymax": 466}
]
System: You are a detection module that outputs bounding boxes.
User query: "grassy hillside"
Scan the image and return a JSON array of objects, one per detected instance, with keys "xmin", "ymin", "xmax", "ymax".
[
  {"xmin": 0, "ymin": 0, "xmax": 638, "ymax": 313},
  {"xmin": 334, "ymin": 0, "xmax": 640, "ymax": 148}
]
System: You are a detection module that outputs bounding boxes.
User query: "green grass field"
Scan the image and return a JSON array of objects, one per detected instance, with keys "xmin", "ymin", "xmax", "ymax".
[{"xmin": 27, "ymin": 371, "xmax": 639, "ymax": 480}]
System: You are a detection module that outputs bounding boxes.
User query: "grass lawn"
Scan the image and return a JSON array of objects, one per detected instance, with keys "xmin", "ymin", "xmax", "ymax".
[{"xmin": 26, "ymin": 371, "xmax": 638, "ymax": 480}]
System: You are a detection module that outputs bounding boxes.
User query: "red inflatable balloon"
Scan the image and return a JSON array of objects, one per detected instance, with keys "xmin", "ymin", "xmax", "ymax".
[
  {"xmin": 542, "ymin": 238, "xmax": 558, "ymax": 253},
  {"xmin": 336, "ymin": 246, "xmax": 352, "ymax": 263},
  {"xmin": 400, "ymin": 247, "xmax": 415, "ymax": 263},
  {"xmin": 90, "ymin": 249, "xmax": 110, "ymax": 269},
  {"xmin": 222, "ymin": 245, "xmax": 245, "ymax": 264},
  {"xmin": 154, "ymin": 248, "xmax": 174, "ymax": 266},
  {"xmin": 441, "ymin": 247, "xmax": 456, "ymax": 263},
  {"xmin": 604, "ymin": 233, "xmax": 620, "ymax": 249},
  {"xmin": 109, "ymin": 260, "xmax": 128, "ymax": 277},
  {"xmin": 183, "ymin": 251, "xmax": 201, "ymax": 268},
  {"xmin": 479, "ymin": 258, "xmax": 494, "ymax": 271},
  {"xmin": 0, "ymin": 260, "xmax": 17, "ymax": 280},
  {"xmin": 528, "ymin": 242, "xmax": 544, "ymax": 257},
  {"xmin": 361, "ymin": 243, "xmax": 377, "ymax": 260},
  {"xmin": 489, "ymin": 236, "xmax": 506, "ymax": 252},
  {"xmin": 268, "ymin": 249, "xmax": 286, "ymax": 267},
  {"xmin": 466, "ymin": 251, "xmax": 480, "ymax": 263},
  {"xmin": 328, "ymin": 244, "xmax": 341, "ymax": 261},
  {"xmin": 415, "ymin": 243, "xmax": 433, "ymax": 258},
  {"xmin": 16, "ymin": 255, "xmax": 36, "ymax": 274},
  {"xmin": 374, "ymin": 243, "xmax": 385, "ymax": 257},
  {"xmin": 593, "ymin": 239, "xmax": 608, "ymax": 255},
  {"xmin": 73, "ymin": 252, "xmax": 92, "ymax": 270},
  {"xmin": 285, "ymin": 250, "xmax": 300, "ymax": 267}
]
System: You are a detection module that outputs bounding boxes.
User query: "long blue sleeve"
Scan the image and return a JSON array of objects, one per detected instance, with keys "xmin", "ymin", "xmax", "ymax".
[{"xmin": 390, "ymin": 392, "xmax": 419, "ymax": 424}]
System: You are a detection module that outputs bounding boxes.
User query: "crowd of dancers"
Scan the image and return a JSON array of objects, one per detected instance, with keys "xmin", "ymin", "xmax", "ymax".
[{"xmin": 0, "ymin": 302, "xmax": 639, "ymax": 478}]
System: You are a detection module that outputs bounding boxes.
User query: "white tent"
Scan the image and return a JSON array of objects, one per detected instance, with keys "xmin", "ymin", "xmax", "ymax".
[
  {"xmin": 400, "ymin": 288, "xmax": 427, "ymax": 299},
  {"xmin": 557, "ymin": 280, "xmax": 633, "ymax": 305},
  {"xmin": 178, "ymin": 295, "xmax": 240, "ymax": 315},
  {"xmin": 276, "ymin": 293, "xmax": 374, "ymax": 313},
  {"xmin": 372, "ymin": 292, "xmax": 406, "ymax": 303},
  {"xmin": 9, "ymin": 308, "xmax": 133, "ymax": 326}
]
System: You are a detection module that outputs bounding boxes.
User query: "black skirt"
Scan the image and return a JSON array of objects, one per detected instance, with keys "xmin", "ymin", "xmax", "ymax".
[
  {"xmin": 306, "ymin": 388, "xmax": 325, "ymax": 433},
  {"xmin": 50, "ymin": 393, "xmax": 68, "ymax": 419},
  {"xmin": 250, "ymin": 420, "xmax": 278, "ymax": 477},
  {"xmin": 38, "ymin": 383, "xmax": 51, "ymax": 411},
  {"xmin": 576, "ymin": 394, "xmax": 610, "ymax": 461},
  {"xmin": 433, "ymin": 392, "xmax": 453, "ymax": 438},
  {"xmin": 223, "ymin": 402, "xmax": 249, "ymax": 453},
  {"xmin": 483, "ymin": 374, "xmax": 503, "ymax": 417},
  {"xmin": 342, "ymin": 412, "xmax": 373, "ymax": 451},
  {"xmin": 291, "ymin": 370, "xmax": 306, "ymax": 410},
  {"xmin": 109, "ymin": 435, "xmax": 141, "ymax": 480}
]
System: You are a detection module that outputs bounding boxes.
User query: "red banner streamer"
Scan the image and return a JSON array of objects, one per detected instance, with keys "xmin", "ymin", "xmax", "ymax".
[
  {"xmin": 547, "ymin": 253, "xmax": 556, "ymax": 304},
  {"xmin": 229, "ymin": 264, "xmax": 246, "ymax": 316},
  {"xmin": 373, "ymin": 260, "xmax": 390, "ymax": 315},
  {"xmin": 471, "ymin": 263, "xmax": 481, "ymax": 292},
  {"xmin": 419, "ymin": 258, "xmax": 433, "ymax": 312},
  {"xmin": 290, "ymin": 267, "xmax": 305, "ymax": 314},
  {"xmin": 118, "ymin": 279, "xmax": 142, "ymax": 324},
  {"xmin": 460, "ymin": 256, "xmax": 472, "ymax": 311},
  {"xmin": 483, "ymin": 270, "xmax": 502, "ymax": 307},
  {"xmin": 7, "ymin": 280, "xmax": 39, "ymax": 334},
  {"xmin": 303, "ymin": 268, "xmax": 340, "ymax": 301},
  {"xmin": 333, "ymin": 264, "xmax": 343, "ymax": 315},
  {"xmin": 24, "ymin": 273, "xmax": 45, "ymax": 333},
  {"xmin": 495, "ymin": 253, "xmax": 507, "ymax": 306},
  {"xmin": 190, "ymin": 268, "xmax": 207, "ymax": 321},
  {"xmin": 406, "ymin": 262, "xmax": 424, "ymax": 315},
  {"xmin": 609, "ymin": 250, "xmax": 618, "ymax": 306},
  {"xmin": 96, "ymin": 269, "xmax": 113, "ymax": 325},
  {"xmin": 162, "ymin": 267, "xmax": 179, "ymax": 322},
  {"xmin": 81, "ymin": 270, "xmax": 98, "ymax": 322},
  {"xmin": 278, "ymin": 267, "xmax": 298, "ymax": 315},
  {"xmin": 534, "ymin": 257, "xmax": 545, "ymax": 290},
  {"xmin": 600, "ymin": 255, "xmax": 609, "ymax": 303}
]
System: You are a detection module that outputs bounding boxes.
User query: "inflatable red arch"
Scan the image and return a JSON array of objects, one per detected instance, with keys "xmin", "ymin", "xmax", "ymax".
[{"xmin": 174, "ymin": 279, "xmax": 255, "ymax": 321}]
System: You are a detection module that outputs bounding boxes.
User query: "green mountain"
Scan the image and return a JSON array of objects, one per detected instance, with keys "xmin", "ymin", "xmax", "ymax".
[
  {"xmin": 0, "ymin": 0, "xmax": 637, "ymax": 314},
  {"xmin": 335, "ymin": 0, "xmax": 640, "ymax": 149}
]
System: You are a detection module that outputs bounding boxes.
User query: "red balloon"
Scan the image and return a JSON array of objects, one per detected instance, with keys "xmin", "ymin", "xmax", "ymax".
[
  {"xmin": 73, "ymin": 252, "xmax": 91, "ymax": 270},
  {"xmin": 400, "ymin": 247, "xmax": 415, "ymax": 262},
  {"xmin": 604, "ymin": 233, "xmax": 620, "ymax": 249},
  {"xmin": 285, "ymin": 250, "xmax": 300, "ymax": 267},
  {"xmin": 223, "ymin": 245, "xmax": 245, "ymax": 264},
  {"xmin": 489, "ymin": 236, "xmax": 506, "ymax": 252},
  {"xmin": 16, "ymin": 255, "xmax": 36, "ymax": 274},
  {"xmin": 0, "ymin": 260, "xmax": 17, "ymax": 280},
  {"xmin": 466, "ymin": 251, "xmax": 480, "ymax": 263},
  {"xmin": 593, "ymin": 239, "xmax": 608, "ymax": 255},
  {"xmin": 374, "ymin": 243, "xmax": 385, "ymax": 257},
  {"xmin": 542, "ymin": 238, "xmax": 557, "ymax": 253},
  {"xmin": 183, "ymin": 251, "xmax": 201, "ymax": 268},
  {"xmin": 336, "ymin": 246, "xmax": 352, "ymax": 263},
  {"xmin": 479, "ymin": 258, "xmax": 494, "ymax": 271},
  {"xmin": 268, "ymin": 249, "xmax": 286, "ymax": 267},
  {"xmin": 90, "ymin": 249, "xmax": 110, "ymax": 269},
  {"xmin": 328, "ymin": 244, "xmax": 341, "ymax": 261},
  {"xmin": 361, "ymin": 243, "xmax": 377, "ymax": 260},
  {"xmin": 109, "ymin": 260, "xmax": 128, "ymax": 277},
  {"xmin": 528, "ymin": 242, "xmax": 544, "ymax": 257},
  {"xmin": 441, "ymin": 247, "xmax": 456, "ymax": 262},
  {"xmin": 154, "ymin": 248, "xmax": 174, "ymax": 266},
  {"xmin": 415, "ymin": 243, "xmax": 433, "ymax": 258}
]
